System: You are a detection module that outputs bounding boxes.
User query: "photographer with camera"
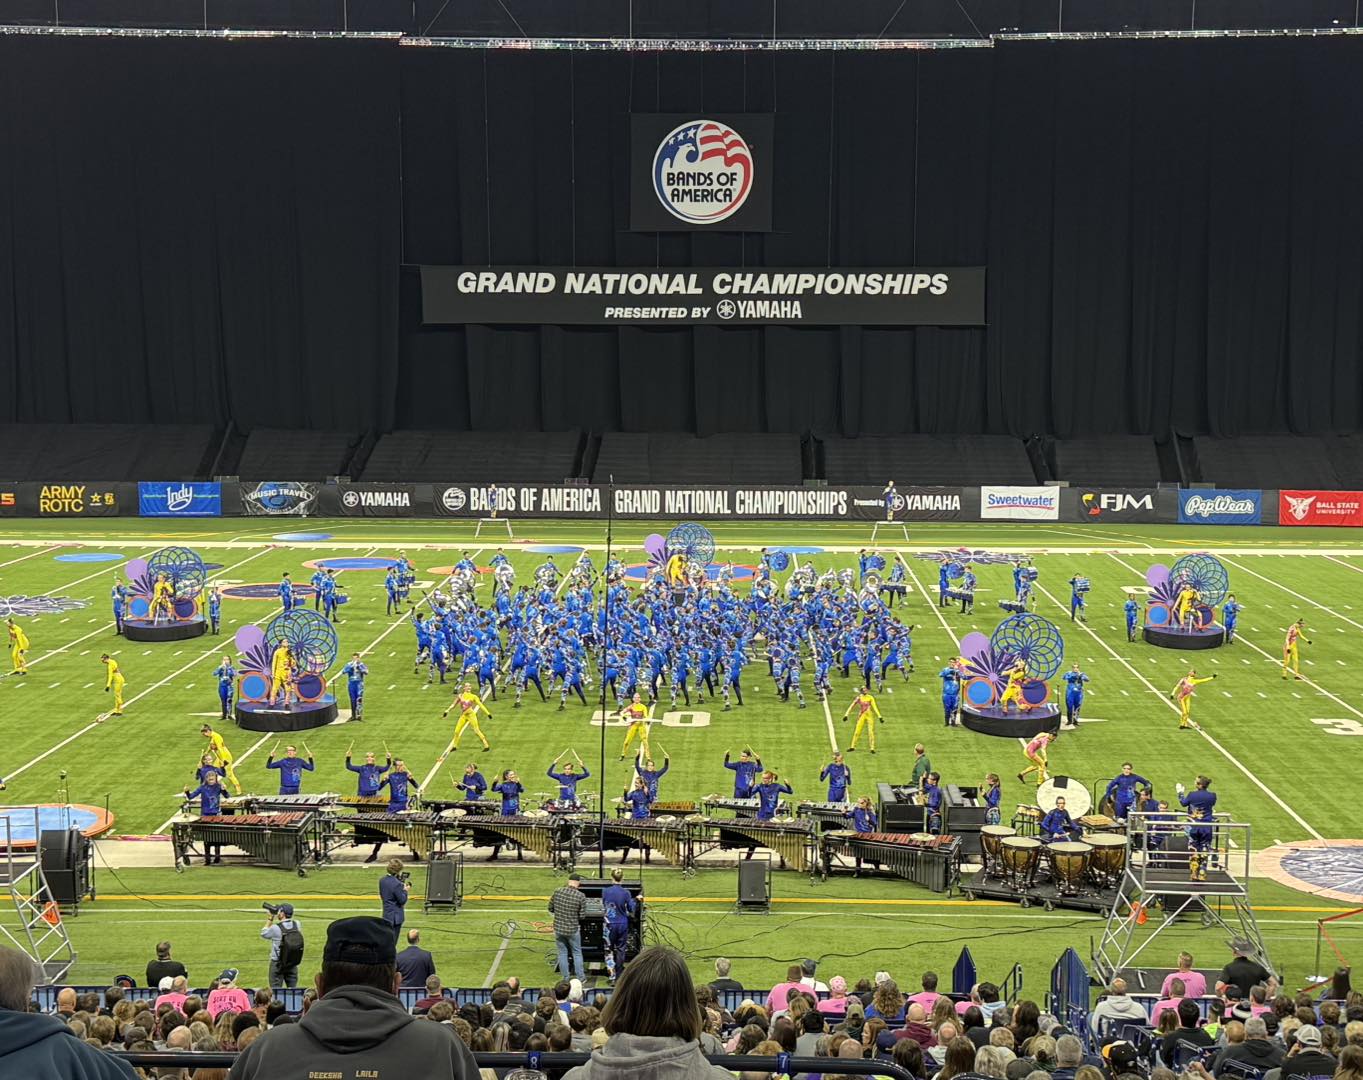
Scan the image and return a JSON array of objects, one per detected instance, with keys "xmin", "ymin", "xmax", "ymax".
[
  {"xmin": 260, "ymin": 902, "xmax": 304, "ymax": 989},
  {"xmin": 379, "ymin": 859, "xmax": 410, "ymax": 942}
]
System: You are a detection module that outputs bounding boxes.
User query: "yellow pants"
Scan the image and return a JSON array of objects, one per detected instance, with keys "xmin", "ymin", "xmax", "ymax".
[
  {"xmin": 1019, "ymin": 750, "xmax": 1048, "ymax": 782},
  {"xmin": 454, "ymin": 712, "xmax": 489, "ymax": 749},
  {"xmin": 1177, "ymin": 697, "xmax": 1193, "ymax": 727},
  {"xmin": 850, "ymin": 714, "xmax": 877, "ymax": 750},
  {"xmin": 270, "ymin": 667, "xmax": 293, "ymax": 704},
  {"xmin": 999, "ymin": 684, "xmax": 1023, "ymax": 711},
  {"xmin": 1282, "ymin": 645, "xmax": 1299, "ymax": 678},
  {"xmin": 10, "ymin": 645, "xmax": 27, "ymax": 674},
  {"xmin": 620, "ymin": 721, "xmax": 650, "ymax": 758},
  {"xmin": 218, "ymin": 757, "xmax": 242, "ymax": 794},
  {"xmin": 108, "ymin": 675, "xmax": 125, "ymax": 713},
  {"xmin": 1177, "ymin": 602, "xmax": 1194, "ymax": 627}
]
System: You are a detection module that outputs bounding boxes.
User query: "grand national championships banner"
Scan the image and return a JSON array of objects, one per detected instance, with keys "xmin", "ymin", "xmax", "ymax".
[
  {"xmin": 420, "ymin": 266, "xmax": 986, "ymax": 326},
  {"xmin": 435, "ymin": 484, "xmax": 966, "ymax": 521}
]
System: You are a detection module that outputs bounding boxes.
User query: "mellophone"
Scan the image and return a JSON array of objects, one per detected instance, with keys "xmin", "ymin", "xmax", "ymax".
[
  {"xmin": 172, "ymin": 811, "xmax": 320, "ymax": 872},
  {"xmin": 821, "ymin": 831, "xmax": 961, "ymax": 893}
]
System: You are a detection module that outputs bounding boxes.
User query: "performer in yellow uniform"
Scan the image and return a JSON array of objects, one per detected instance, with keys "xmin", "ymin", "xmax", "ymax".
[
  {"xmin": 618, "ymin": 693, "xmax": 653, "ymax": 759},
  {"xmin": 269, "ymin": 641, "xmax": 294, "ymax": 707},
  {"xmin": 6, "ymin": 618, "xmax": 30, "ymax": 675},
  {"xmin": 1174, "ymin": 584, "xmax": 1200, "ymax": 632},
  {"xmin": 1171, "ymin": 668, "xmax": 1216, "ymax": 728},
  {"xmin": 664, "ymin": 553, "xmax": 687, "ymax": 588},
  {"xmin": 99, "ymin": 653, "xmax": 126, "ymax": 717},
  {"xmin": 998, "ymin": 661, "xmax": 1028, "ymax": 712},
  {"xmin": 150, "ymin": 572, "xmax": 175, "ymax": 625},
  {"xmin": 843, "ymin": 687, "xmax": 882, "ymax": 753},
  {"xmin": 440, "ymin": 682, "xmax": 492, "ymax": 755},
  {"xmin": 1282, "ymin": 619, "xmax": 1311, "ymax": 680},
  {"xmin": 200, "ymin": 723, "xmax": 243, "ymax": 794},
  {"xmin": 1017, "ymin": 731, "xmax": 1054, "ymax": 784}
]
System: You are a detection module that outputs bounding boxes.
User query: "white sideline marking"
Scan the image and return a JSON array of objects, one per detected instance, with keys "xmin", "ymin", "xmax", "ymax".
[
  {"xmin": 1223, "ymin": 556, "xmax": 1363, "ymax": 632},
  {"xmin": 0, "ymin": 544, "xmax": 62, "ymax": 568}
]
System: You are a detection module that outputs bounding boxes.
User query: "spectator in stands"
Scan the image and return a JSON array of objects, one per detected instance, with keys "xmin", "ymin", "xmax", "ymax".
[
  {"xmin": 52, "ymin": 988, "xmax": 76, "ymax": 1019},
  {"xmin": 157, "ymin": 975, "xmax": 189, "ymax": 1013},
  {"xmin": 228, "ymin": 915, "xmax": 478, "ymax": 1080},
  {"xmin": 1276, "ymin": 1025, "xmax": 1337, "ymax": 1080},
  {"xmin": 1162, "ymin": 954, "xmax": 1206, "ymax": 1000},
  {"xmin": 795, "ymin": 1010, "xmax": 825, "ymax": 1056},
  {"xmin": 147, "ymin": 941, "xmax": 188, "ymax": 990},
  {"xmin": 1218, "ymin": 942, "xmax": 1271, "ymax": 1001},
  {"xmin": 0, "ymin": 946, "xmax": 136, "ymax": 1079},
  {"xmin": 208, "ymin": 971, "xmax": 251, "ymax": 1020},
  {"xmin": 1152, "ymin": 979, "xmax": 1186, "ymax": 1025},
  {"xmin": 1011, "ymin": 1002, "xmax": 1041, "ymax": 1049},
  {"xmin": 910, "ymin": 974, "xmax": 944, "ymax": 1015},
  {"xmin": 396, "ymin": 929, "xmax": 437, "ymax": 988},
  {"xmin": 1074, "ymin": 1068, "xmax": 1103, "ymax": 1080},
  {"xmin": 1160, "ymin": 999, "xmax": 1212, "ymax": 1068},
  {"xmin": 929, "ymin": 1023, "xmax": 960, "ymax": 1068},
  {"xmin": 868, "ymin": 979, "xmax": 906, "ymax": 1024},
  {"xmin": 560, "ymin": 946, "xmax": 732, "ymax": 1080},
  {"xmin": 990, "ymin": 1030, "xmax": 1015, "ymax": 1052},
  {"xmin": 931, "ymin": 998, "xmax": 958, "ymax": 1038},
  {"xmin": 712, "ymin": 958, "xmax": 742, "ymax": 994},
  {"xmin": 893, "ymin": 1037, "xmax": 927, "ymax": 1079},
  {"xmin": 1052, "ymin": 1035, "xmax": 1083, "ymax": 1080},
  {"xmin": 1336, "ymin": 1045, "xmax": 1363, "ymax": 1080},
  {"xmin": 1091, "ymin": 980, "xmax": 1150, "ymax": 1040},
  {"xmin": 1322, "ymin": 1001, "xmax": 1343, "ymax": 1032},
  {"xmin": 938, "ymin": 1036, "xmax": 980, "ymax": 1080},
  {"xmin": 767, "ymin": 966, "xmax": 807, "ymax": 1015},
  {"xmin": 801, "ymin": 960, "xmax": 829, "ymax": 994},
  {"xmin": 819, "ymin": 977, "xmax": 851, "ymax": 1019},
  {"xmin": 413, "ymin": 975, "xmax": 446, "ymax": 1014},
  {"xmin": 1101, "ymin": 1041, "xmax": 1143, "ymax": 1080},
  {"xmin": 963, "ymin": 1007, "xmax": 989, "ymax": 1049},
  {"xmin": 77, "ymin": 991, "xmax": 100, "ymax": 1015},
  {"xmin": 893, "ymin": 1003, "xmax": 937, "ymax": 1051},
  {"xmin": 978, "ymin": 985, "xmax": 1005, "ymax": 1023}
]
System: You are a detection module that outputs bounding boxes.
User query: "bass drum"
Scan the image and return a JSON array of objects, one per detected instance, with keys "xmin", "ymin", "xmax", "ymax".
[{"xmin": 1036, "ymin": 776, "xmax": 1092, "ymax": 818}]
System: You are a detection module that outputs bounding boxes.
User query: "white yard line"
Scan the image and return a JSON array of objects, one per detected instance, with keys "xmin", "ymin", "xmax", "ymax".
[
  {"xmin": 1322, "ymin": 554, "xmax": 1363, "ymax": 578},
  {"xmin": 1221, "ymin": 556, "xmax": 1363, "ymax": 633},
  {"xmin": 0, "ymin": 543, "xmax": 63, "ymax": 568},
  {"xmin": 808, "ymin": 631, "xmax": 839, "ymax": 752}
]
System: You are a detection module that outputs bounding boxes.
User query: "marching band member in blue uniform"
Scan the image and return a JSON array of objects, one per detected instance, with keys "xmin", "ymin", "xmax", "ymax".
[
  {"xmin": 602, "ymin": 867, "xmax": 636, "ymax": 979},
  {"xmin": 385, "ymin": 568, "xmax": 401, "ymax": 616},
  {"xmin": 181, "ymin": 772, "xmax": 225, "ymax": 863},
  {"xmin": 753, "ymin": 771, "xmax": 792, "ymax": 822},
  {"xmin": 1104, "ymin": 762, "xmax": 1150, "ymax": 821},
  {"xmin": 1222, "ymin": 594, "xmax": 1243, "ymax": 643},
  {"xmin": 454, "ymin": 762, "xmax": 488, "ymax": 802},
  {"xmin": 724, "ymin": 748, "xmax": 762, "ymax": 799},
  {"xmin": 938, "ymin": 563, "xmax": 951, "ymax": 608},
  {"xmin": 922, "ymin": 772, "xmax": 944, "ymax": 834},
  {"xmin": 1124, "ymin": 596, "xmax": 1140, "ymax": 642},
  {"xmin": 346, "ymin": 747, "xmax": 391, "ymax": 797},
  {"xmin": 111, "ymin": 575, "xmax": 128, "ymax": 635},
  {"xmin": 311, "ymin": 568, "xmax": 326, "ymax": 611},
  {"xmin": 820, "ymin": 752, "xmax": 851, "ymax": 803},
  {"xmin": 958, "ymin": 569, "xmax": 976, "ymax": 614},
  {"xmin": 982, "ymin": 773, "xmax": 1002, "ymax": 825},
  {"xmin": 635, "ymin": 753, "xmax": 670, "ymax": 801},
  {"xmin": 1068, "ymin": 576, "xmax": 1089, "ymax": 623},
  {"xmin": 278, "ymin": 571, "xmax": 295, "ymax": 612},
  {"xmin": 1062, "ymin": 663, "xmax": 1089, "ymax": 729},
  {"xmin": 379, "ymin": 759, "xmax": 417, "ymax": 813},
  {"xmin": 321, "ymin": 569, "xmax": 342, "ymax": 622},
  {"xmin": 1178, "ymin": 775, "xmax": 1217, "ymax": 881},
  {"xmin": 1040, "ymin": 796, "xmax": 1081, "ymax": 842},
  {"xmin": 939, "ymin": 659, "xmax": 962, "ymax": 727},
  {"xmin": 207, "ymin": 586, "xmax": 222, "ymax": 635},
  {"xmin": 266, "ymin": 743, "xmax": 314, "ymax": 795},
  {"xmin": 213, "ymin": 655, "xmax": 236, "ymax": 720},
  {"xmin": 342, "ymin": 652, "xmax": 368, "ymax": 719},
  {"xmin": 881, "ymin": 480, "xmax": 897, "ymax": 522},
  {"xmin": 547, "ymin": 754, "xmax": 589, "ymax": 806}
]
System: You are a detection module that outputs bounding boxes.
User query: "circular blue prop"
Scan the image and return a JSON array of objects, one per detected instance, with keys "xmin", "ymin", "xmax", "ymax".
[
  {"xmin": 522, "ymin": 545, "xmax": 585, "ymax": 554},
  {"xmin": 766, "ymin": 551, "xmax": 791, "ymax": 572},
  {"xmin": 310, "ymin": 557, "xmax": 399, "ymax": 571},
  {"xmin": 273, "ymin": 532, "xmax": 333, "ymax": 542},
  {"xmin": 865, "ymin": 554, "xmax": 887, "ymax": 571},
  {"xmin": 146, "ymin": 546, "xmax": 207, "ymax": 599},
  {"xmin": 0, "ymin": 806, "xmax": 103, "ymax": 845},
  {"xmin": 990, "ymin": 613, "xmax": 1065, "ymax": 682},
  {"xmin": 55, "ymin": 552, "xmax": 124, "ymax": 563},
  {"xmin": 1170, "ymin": 553, "xmax": 1230, "ymax": 607},
  {"xmin": 264, "ymin": 609, "xmax": 338, "ymax": 675},
  {"xmin": 666, "ymin": 522, "xmax": 716, "ymax": 566}
]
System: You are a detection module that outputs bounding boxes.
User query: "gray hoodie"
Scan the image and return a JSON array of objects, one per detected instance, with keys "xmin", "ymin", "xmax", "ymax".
[
  {"xmin": 228, "ymin": 984, "xmax": 479, "ymax": 1080},
  {"xmin": 563, "ymin": 1033, "xmax": 735, "ymax": 1080}
]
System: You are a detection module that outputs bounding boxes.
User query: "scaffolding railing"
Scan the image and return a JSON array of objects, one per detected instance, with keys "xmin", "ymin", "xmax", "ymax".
[{"xmin": 0, "ymin": 807, "xmax": 76, "ymax": 984}]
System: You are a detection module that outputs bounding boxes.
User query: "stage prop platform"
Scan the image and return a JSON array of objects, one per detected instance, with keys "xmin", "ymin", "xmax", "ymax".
[
  {"xmin": 1140, "ymin": 553, "xmax": 1231, "ymax": 652},
  {"xmin": 120, "ymin": 547, "xmax": 209, "ymax": 643},
  {"xmin": 1142, "ymin": 624, "xmax": 1225, "ymax": 650},
  {"xmin": 231, "ymin": 609, "xmax": 343, "ymax": 734},
  {"xmin": 961, "ymin": 704, "xmax": 1060, "ymax": 739},
  {"xmin": 961, "ymin": 868, "xmax": 1118, "ymax": 913},
  {"xmin": 235, "ymin": 698, "xmax": 339, "ymax": 732},
  {"xmin": 123, "ymin": 615, "xmax": 206, "ymax": 642}
]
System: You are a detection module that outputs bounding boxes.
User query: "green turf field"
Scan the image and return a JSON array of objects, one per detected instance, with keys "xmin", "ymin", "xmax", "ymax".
[{"xmin": 0, "ymin": 517, "xmax": 1360, "ymax": 992}]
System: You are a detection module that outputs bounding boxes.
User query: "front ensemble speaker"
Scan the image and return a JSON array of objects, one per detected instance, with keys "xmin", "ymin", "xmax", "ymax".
[
  {"xmin": 40, "ymin": 829, "xmax": 88, "ymax": 906},
  {"xmin": 737, "ymin": 860, "xmax": 768, "ymax": 904}
]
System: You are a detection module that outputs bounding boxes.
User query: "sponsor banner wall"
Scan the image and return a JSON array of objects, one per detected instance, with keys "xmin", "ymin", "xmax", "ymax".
[
  {"xmin": 324, "ymin": 483, "xmax": 421, "ymax": 517},
  {"xmin": 849, "ymin": 486, "xmax": 965, "ymax": 521},
  {"xmin": 0, "ymin": 484, "xmax": 27, "ymax": 514},
  {"xmin": 980, "ymin": 485, "xmax": 1061, "ymax": 521},
  {"xmin": 1178, "ymin": 489, "xmax": 1262, "ymax": 525},
  {"xmin": 138, "ymin": 481, "xmax": 222, "ymax": 517},
  {"xmin": 630, "ymin": 114, "xmax": 774, "ymax": 232},
  {"xmin": 239, "ymin": 481, "xmax": 320, "ymax": 517},
  {"xmin": 36, "ymin": 482, "xmax": 125, "ymax": 516},
  {"xmin": 1279, "ymin": 489, "xmax": 1363, "ymax": 527},
  {"xmin": 1061, "ymin": 487, "xmax": 1176, "ymax": 524}
]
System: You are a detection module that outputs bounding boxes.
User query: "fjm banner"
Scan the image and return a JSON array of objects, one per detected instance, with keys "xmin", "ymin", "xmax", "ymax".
[
  {"xmin": 1279, "ymin": 490, "xmax": 1363, "ymax": 527},
  {"xmin": 1178, "ymin": 489, "xmax": 1262, "ymax": 525},
  {"xmin": 980, "ymin": 486, "xmax": 1061, "ymax": 521},
  {"xmin": 1062, "ymin": 487, "xmax": 1175, "ymax": 524},
  {"xmin": 138, "ymin": 482, "xmax": 222, "ymax": 518},
  {"xmin": 420, "ymin": 266, "xmax": 986, "ymax": 326}
]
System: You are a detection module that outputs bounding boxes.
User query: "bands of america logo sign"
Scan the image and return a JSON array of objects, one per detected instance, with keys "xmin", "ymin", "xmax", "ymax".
[
  {"xmin": 440, "ymin": 487, "xmax": 467, "ymax": 511},
  {"xmin": 652, "ymin": 120, "xmax": 753, "ymax": 225}
]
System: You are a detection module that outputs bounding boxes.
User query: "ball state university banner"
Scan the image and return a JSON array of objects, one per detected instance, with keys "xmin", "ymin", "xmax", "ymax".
[
  {"xmin": 1279, "ymin": 490, "xmax": 1363, "ymax": 527},
  {"xmin": 629, "ymin": 114, "xmax": 774, "ymax": 232},
  {"xmin": 420, "ymin": 266, "xmax": 985, "ymax": 327}
]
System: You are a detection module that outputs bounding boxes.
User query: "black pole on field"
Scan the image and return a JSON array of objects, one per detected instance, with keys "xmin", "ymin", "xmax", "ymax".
[{"xmin": 596, "ymin": 475, "xmax": 613, "ymax": 881}]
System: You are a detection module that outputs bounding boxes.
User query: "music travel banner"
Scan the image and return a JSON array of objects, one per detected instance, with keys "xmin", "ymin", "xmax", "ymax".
[{"xmin": 420, "ymin": 266, "xmax": 986, "ymax": 326}]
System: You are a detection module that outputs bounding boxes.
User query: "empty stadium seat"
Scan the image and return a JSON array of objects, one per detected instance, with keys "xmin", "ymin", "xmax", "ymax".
[
  {"xmin": 1193, "ymin": 436, "xmax": 1340, "ymax": 489},
  {"xmin": 362, "ymin": 430, "xmax": 584, "ymax": 481},
  {"xmin": 1051, "ymin": 437, "xmax": 1162, "ymax": 486},
  {"xmin": 0, "ymin": 423, "xmax": 214, "ymax": 480},
  {"xmin": 1324, "ymin": 436, "xmax": 1363, "ymax": 489},
  {"xmin": 592, "ymin": 434, "xmax": 803, "ymax": 484},
  {"xmin": 819, "ymin": 435, "xmax": 1036, "ymax": 485},
  {"xmin": 237, "ymin": 429, "xmax": 360, "ymax": 479}
]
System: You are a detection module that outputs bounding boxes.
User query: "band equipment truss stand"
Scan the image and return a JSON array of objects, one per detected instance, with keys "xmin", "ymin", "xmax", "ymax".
[
  {"xmin": 871, "ymin": 522, "xmax": 910, "ymax": 544},
  {"xmin": 475, "ymin": 518, "xmax": 513, "ymax": 538},
  {"xmin": 0, "ymin": 808, "xmax": 76, "ymax": 984},
  {"xmin": 424, "ymin": 853, "xmax": 463, "ymax": 914},
  {"xmin": 736, "ymin": 855, "xmax": 772, "ymax": 915},
  {"xmin": 1093, "ymin": 811, "xmax": 1268, "ymax": 983}
]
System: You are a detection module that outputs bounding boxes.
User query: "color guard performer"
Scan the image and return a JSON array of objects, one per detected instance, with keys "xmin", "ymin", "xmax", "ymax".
[
  {"xmin": 6, "ymin": 618, "xmax": 29, "ymax": 676},
  {"xmin": 99, "ymin": 653, "xmax": 126, "ymax": 719},
  {"xmin": 998, "ymin": 660, "xmax": 1028, "ymax": 713},
  {"xmin": 842, "ymin": 686, "xmax": 882, "ymax": 754},
  {"xmin": 1282, "ymin": 619, "xmax": 1311, "ymax": 680},
  {"xmin": 200, "ymin": 723, "xmax": 243, "ymax": 795},
  {"xmin": 1171, "ymin": 669, "xmax": 1216, "ymax": 729},
  {"xmin": 1177, "ymin": 774, "xmax": 1217, "ymax": 881},
  {"xmin": 618, "ymin": 693, "xmax": 653, "ymax": 760},
  {"xmin": 438, "ymin": 682, "xmax": 492, "ymax": 756},
  {"xmin": 1017, "ymin": 730, "xmax": 1055, "ymax": 785}
]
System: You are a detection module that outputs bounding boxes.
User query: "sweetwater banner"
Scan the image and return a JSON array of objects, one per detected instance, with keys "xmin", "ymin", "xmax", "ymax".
[{"xmin": 433, "ymin": 484, "xmax": 964, "ymax": 521}]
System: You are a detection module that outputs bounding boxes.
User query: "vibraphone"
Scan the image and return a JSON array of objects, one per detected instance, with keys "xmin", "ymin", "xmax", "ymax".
[
  {"xmin": 450, "ymin": 815, "xmax": 562, "ymax": 862},
  {"xmin": 694, "ymin": 818, "xmax": 818, "ymax": 874},
  {"xmin": 420, "ymin": 798, "xmax": 498, "ymax": 816},
  {"xmin": 172, "ymin": 812, "xmax": 319, "ymax": 872},
  {"xmin": 821, "ymin": 831, "xmax": 961, "ymax": 893},
  {"xmin": 704, "ymin": 796, "xmax": 787, "ymax": 820},
  {"xmin": 225, "ymin": 793, "xmax": 392, "ymax": 814},
  {"xmin": 591, "ymin": 820, "xmax": 690, "ymax": 867},
  {"xmin": 796, "ymin": 802, "xmax": 853, "ymax": 831},
  {"xmin": 638, "ymin": 801, "xmax": 697, "ymax": 819},
  {"xmin": 336, "ymin": 813, "xmax": 451, "ymax": 862}
]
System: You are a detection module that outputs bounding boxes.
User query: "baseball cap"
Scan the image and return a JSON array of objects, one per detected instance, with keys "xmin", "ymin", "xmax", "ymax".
[
  {"xmin": 158, "ymin": 977, "xmax": 175, "ymax": 992},
  {"xmin": 1104, "ymin": 1041, "xmax": 1140, "ymax": 1073},
  {"xmin": 1295, "ymin": 1025, "xmax": 1322, "ymax": 1047},
  {"xmin": 875, "ymin": 970, "xmax": 892, "ymax": 985},
  {"xmin": 322, "ymin": 916, "xmax": 397, "ymax": 966},
  {"xmin": 218, "ymin": 968, "xmax": 239, "ymax": 984},
  {"xmin": 279, "ymin": 903, "xmax": 294, "ymax": 917}
]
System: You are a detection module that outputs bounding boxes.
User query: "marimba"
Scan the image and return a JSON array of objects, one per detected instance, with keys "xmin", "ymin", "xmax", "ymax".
[
  {"xmin": 820, "ymin": 830, "xmax": 961, "ymax": 893},
  {"xmin": 341, "ymin": 813, "xmax": 449, "ymax": 861},
  {"xmin": 172, "ymin": 812, "xmax": 318, "ymax": 872},
  {"xmin": 593, "ymin": 820, "xmax": 689, "ymax": 867},
  {"xmin": 451, "ymin": 815, "xmax": 560, "ymax": 862},
  {"xmin": 697, "ymin": 818, "xmax": 818, "ymax": 874}
]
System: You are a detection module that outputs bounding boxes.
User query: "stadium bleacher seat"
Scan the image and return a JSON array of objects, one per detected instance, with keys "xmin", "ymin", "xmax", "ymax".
[
  {"xmin": 0, "ymin": 423, "xmax": 214, "ymax": 480},
  {"xmin": 1051, "ymin": 436, "xmax": 1162, "ymax": 486},
  {"xmin": 363, "ymin": 430, "xmax": 584, "ymax": 481},
  {"xmin": 819, "ymin": 435, "xmax": 1036, "ymax": 485},
  {"xmin": 592, "ymin": 434, "xmax": 802, "ymax": 485},
  {"xmin": 1324, "ymin": 435, "xmax": 1363, "ymax": 489},
  {"xmin": 1193, "ymin": 435, "xmax": 1341, "ymax": 489},
  {"xmin": 237, "ymin": 429, "xmax": 360, "ymax": 479}
]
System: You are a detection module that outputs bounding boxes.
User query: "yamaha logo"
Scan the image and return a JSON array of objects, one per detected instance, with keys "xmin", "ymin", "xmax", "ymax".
[
  {"xmin": 716, "ymin": 299, "xmax": 736, "ymax": 320},
  {"xmin": 441, "ymin": 487, "xmax": 467, "ymax": 511},
  {"xmin": 652, "ymin": 120, "xmax": 754, "ymax": 225},
  {"xmin": 341, "ymin": 490, "xmax": 360, "ymax": 508},
  {"xmin": 889, "ymin": 492, "xmax": 906, "ymax": 512}
]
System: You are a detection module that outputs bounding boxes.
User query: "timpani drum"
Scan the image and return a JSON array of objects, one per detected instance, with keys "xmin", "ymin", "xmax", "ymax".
[
  {"xmin": 1086, "ymin": 833, "xmax": 1127, "ymax": 887},
  {"xmin": 1048, "ymin": 841, "xmax": 1092, "ymax": 896},
  {"xmin": 1000, "ymin": 835, "xmax": 1042, "ymax": 889},
  {"xmin": 981, "ymin": 824, "xmax": 1016, "ymax": 877}
]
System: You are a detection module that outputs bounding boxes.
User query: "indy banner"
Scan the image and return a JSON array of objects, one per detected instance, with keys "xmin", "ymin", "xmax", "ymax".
[
  {"xmin": 138, "ymin": 481, "xmax": 222, "ymax": 517},
  {"xmin": 1061, "ymin": 487, "xmax": 1177, "ymax": 524},
  {"xmin": 419, "ymin": 266, "xmax": 986, "ymax": 326},
  {"xmin": 434, "ymin": 484, "xmax": 963, "ymax": 521},
  {"xmin": 630, "ymin": 114, "xmax": 774, "ymax": 232}
]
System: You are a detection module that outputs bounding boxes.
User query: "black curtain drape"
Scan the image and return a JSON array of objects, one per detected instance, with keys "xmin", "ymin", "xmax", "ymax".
[{"xmin": 3, "ymin": 35, "xmax": 1362, "ymax": 438}]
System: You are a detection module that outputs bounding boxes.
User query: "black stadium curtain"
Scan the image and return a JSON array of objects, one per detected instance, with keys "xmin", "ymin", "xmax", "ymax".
[{"xmin": 3, "ymin": 35, "xmax": 1363, "ymax": 438}]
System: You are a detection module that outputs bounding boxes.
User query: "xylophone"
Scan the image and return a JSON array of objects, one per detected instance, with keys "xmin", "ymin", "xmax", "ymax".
[
  {"xmin": 451, "ymin": 815, "xmax": 559, "ymax": 862},
  {"xmin": 225, "ymin": 793, "xmax": 393, "ymax": 814},
  {"xmin": 796, "ymin": 802, "xmax": 853, "ymax": 831},
  {"xmin": 698, "ymin": 819, "xmax": 818, "ymax": 874},
  {"xmin": 338, "ymin": 813, "xmax": 449, "ymax": 862},
  {"xmin": 704, "ymin": 796, "xmax": 788, "ymax": 819},
  {"xmin": 821, "ymin": 831, "xmax": 960, "ymax": 893},
  {"xmin": 593, "ymin": 821, "xmax": 690, "ymax": 867},
  {"xmin": 172, "ymin": 812, "xmax": 318, "ymax": 873},
  {"xmin": 643, "ymin": 801, "xmax": 697, "ymax": 818},
  {"xmin": 420, "ymin": 798, "xmax": 498, "ymax": 816}
]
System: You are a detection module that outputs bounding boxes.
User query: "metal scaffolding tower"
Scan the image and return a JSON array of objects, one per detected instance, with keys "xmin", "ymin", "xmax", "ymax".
[{"xmin": 0, "ymin": 808, "xmax": 76, "ymax": 985}]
